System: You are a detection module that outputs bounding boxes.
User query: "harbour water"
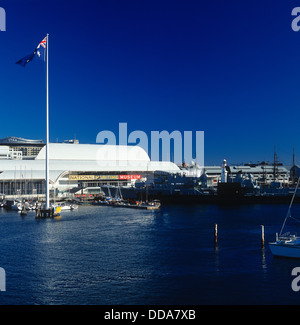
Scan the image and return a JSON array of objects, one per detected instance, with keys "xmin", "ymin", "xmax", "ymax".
[{"xmin": 0, "ymin": 203, "xmax": 300, "ymax": 305}]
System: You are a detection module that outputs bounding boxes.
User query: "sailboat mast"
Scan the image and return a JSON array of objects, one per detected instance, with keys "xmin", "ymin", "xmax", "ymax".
[
  {"xmin": 279, "ymin": 177, "xmax": 300, "ymax": 237},
  {"xmin": 45, "ymin": 33, "xmax": 50, "ymax": 209}
]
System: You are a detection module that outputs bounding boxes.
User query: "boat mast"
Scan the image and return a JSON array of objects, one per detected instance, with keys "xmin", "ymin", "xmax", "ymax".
[
  {"xmin": 45, "ymin": 33, "xmax": 50, "ymax": 209},
  {"xmin": 292, "ymin": 147, "xmax": 296, "ymax": 185},
  {"xmin": 273, "ymin": 146, "xmax": 278, "ymax": 182},
  {"xmin": 279, "ymin": 177, "xmax": 300, "ymax": 237}
]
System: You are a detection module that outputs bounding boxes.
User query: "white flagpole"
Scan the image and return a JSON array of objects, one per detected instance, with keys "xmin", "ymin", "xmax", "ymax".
[{"xmin": 45, "ymin": 33, "xmax": 50, "ymax": 209}]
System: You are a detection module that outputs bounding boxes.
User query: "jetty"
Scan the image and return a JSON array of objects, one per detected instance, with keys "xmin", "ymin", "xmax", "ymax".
[{"xmin": 35, "ymin": 206, "xmax": 61, "ymax": 219}]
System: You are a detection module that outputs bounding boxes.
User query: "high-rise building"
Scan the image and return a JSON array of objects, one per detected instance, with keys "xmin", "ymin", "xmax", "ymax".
[{"xmin": 0, "ymin": 137, "xmax": 45, "ymax": 159}]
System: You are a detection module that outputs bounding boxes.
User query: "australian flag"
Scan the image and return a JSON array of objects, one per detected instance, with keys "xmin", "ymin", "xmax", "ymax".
[{"xmin": 16, "ymin": 36, "xmax": 47, "ymax": 67}]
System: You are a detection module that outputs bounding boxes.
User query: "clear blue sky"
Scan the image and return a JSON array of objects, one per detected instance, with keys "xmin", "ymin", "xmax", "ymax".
[{"xmin": 1, "ymin": 0, "xmax": 300, "ymax": 165}]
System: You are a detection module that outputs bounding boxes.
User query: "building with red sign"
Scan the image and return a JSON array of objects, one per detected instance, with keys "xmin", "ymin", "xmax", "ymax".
[{"xmin": 0, "ymin": 143, "xmax": 180, "ymax": 198}]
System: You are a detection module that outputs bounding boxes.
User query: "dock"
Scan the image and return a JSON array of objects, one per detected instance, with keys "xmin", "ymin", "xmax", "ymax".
[{"xmin": 35, "ymin": 206, "xmax": 61, "ymax": 219}]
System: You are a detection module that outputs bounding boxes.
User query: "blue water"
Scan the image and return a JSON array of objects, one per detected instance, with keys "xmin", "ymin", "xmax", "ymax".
[{"xmin": 0, "ymin": 203, "xmax": 300, "ymax": 305}]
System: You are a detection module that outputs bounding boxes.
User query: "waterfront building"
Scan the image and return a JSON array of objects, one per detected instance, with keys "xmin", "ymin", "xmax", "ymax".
[
  {"xmin": 201, "ymin": 163, "xmax": 290, "ymax": 187},
  {"xmin": 0, "ymin": 139, "xmax": 293, "ymax": 199},
  {"xmin": 0, "ymin": 142, "xmax": 180, "ymax": 197}
]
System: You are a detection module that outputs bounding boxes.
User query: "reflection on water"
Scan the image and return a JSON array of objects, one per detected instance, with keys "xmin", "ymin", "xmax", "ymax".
[
  {"xmin": 0, "ymin": 203, "xmax": 299, "ymax": 304},
  {"xmin": 261, "ymin": 247, "xmax": 267, "ymax": 272}
]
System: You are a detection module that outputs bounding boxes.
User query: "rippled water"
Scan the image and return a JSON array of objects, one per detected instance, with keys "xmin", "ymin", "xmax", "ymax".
[{"xmin": 0, "ymin": 203, "xmax": 300, "ymax": 305}]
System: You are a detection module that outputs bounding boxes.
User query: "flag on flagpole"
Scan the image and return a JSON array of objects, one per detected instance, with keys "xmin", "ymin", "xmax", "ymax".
[{"xmin": 16, "ymin": 36, "xmax": 47, "ymax": 67}]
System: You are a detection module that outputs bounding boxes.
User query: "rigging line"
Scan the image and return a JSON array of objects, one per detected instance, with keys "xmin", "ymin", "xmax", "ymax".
[{"xmin": 287, "ymin": 216, "xmax": 300, "ymax": 224}]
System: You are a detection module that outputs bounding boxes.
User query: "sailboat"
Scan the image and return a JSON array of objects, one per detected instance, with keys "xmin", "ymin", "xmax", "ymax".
[{"xmin": 269, "ymin": 178, "xmax": 300, "ymax": 258}]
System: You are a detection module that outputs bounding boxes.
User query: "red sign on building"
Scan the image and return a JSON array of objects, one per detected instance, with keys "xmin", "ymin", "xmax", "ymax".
[{"xmin": 119, "ymin": 175, "xmax": 141, "ymax": 180}]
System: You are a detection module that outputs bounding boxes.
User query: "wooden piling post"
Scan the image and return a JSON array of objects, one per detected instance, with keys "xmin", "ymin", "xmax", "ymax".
[
  {"xmin": 214, "ymin": 223, "xmax": 218, "ymax": 245},
  {"xmin": 261, "ymin": 225, "xmax": 265, "ymax": 247},
  {"xmin": 35, "ymin": 208, "xmax": 41, "ymax": 219}
]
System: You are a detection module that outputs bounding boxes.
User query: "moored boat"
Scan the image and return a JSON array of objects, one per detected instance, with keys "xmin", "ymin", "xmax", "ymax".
[
  {"xmin": 52, "ymin": 202, "xmax": 78, "ymax": 210},
  {"xmin": 269, "ymin": 178, "xmax": 300, "ymax": 258},
  {"xmin": 108, "ymin": 199, "xmax": 161, "ymax": 210},
  {"xmin": 269, "ymin": 235, "xmax": 300, "ymax": 258},
  {"xmin": 11, "ymin": 202, "xmax": 22, "ymax": 211}
]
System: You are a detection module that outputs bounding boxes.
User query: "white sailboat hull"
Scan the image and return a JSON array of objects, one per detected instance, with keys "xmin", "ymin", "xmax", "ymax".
[
  {"xmin": 59, "ymin": 206, "xmax": 71, "ymax": 210},
  {"xmin": 52, "ymin": 203, "xmax": 78, "ymax": 211},
  {"xmin": 269, "ymin": 242, "xmax": 300, "ymax": 259}
]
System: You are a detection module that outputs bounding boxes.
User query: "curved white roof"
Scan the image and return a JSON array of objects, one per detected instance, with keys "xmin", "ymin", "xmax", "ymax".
[{"xmin": 36, "ymin": 143, "xmax": 150, "ymax": 162}]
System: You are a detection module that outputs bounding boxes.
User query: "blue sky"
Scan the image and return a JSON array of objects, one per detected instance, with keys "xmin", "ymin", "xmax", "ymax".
[{"xmin": 1, "ymin": 0, "xmax": 300, "ymax": 165}]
